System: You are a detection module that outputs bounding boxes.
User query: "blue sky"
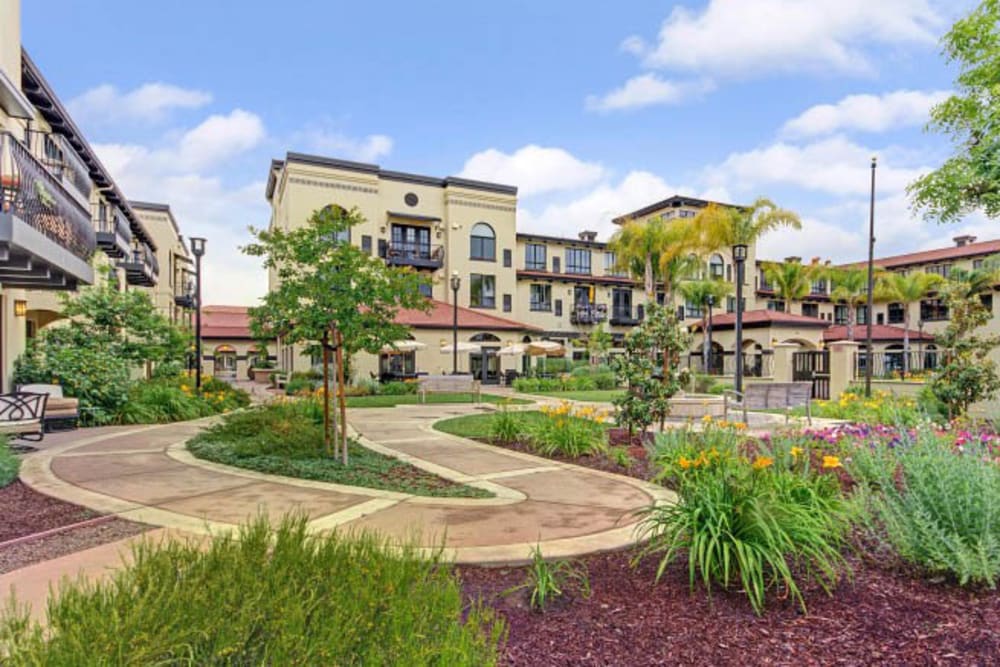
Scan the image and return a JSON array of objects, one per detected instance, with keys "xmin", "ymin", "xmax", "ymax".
[{"xmin": 22, "ymin": 0, "xmax": 986, "ymax": 304}]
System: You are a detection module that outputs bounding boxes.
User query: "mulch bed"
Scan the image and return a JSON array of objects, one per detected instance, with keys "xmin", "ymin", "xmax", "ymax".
[
  {"xmin": 459, "ymin": 549, "xmax": 1000, "ymax": 666},
  {"xmin": 0, "ymin": 519, "xmax": 149, "ymax": 574},
  {"xmin": 0, "ymin": 481, "xmax": 98, "ymax": 542},
  {"xmin": 480, "ymin": 436, "xmax": 655, "ymax": 481}
]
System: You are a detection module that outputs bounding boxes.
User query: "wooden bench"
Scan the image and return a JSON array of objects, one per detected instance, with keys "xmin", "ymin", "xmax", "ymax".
[
  {"xmin": 417, "ymin": 374, "xmax": 481, "ymax": 403},
  {"xmin": 0, "ymin": 392, "xmax": 48, "ymax": 442},
  {"xmin": 18, "ymin": 383, "xmax": 79, "ymax": 432},
  {"xmin": 274, "ymin": 373, "xmax": 289, "ymax": 391},
  {"xmin": 724, "ymin": 382, "xmax": 813, "ymax": 425}
]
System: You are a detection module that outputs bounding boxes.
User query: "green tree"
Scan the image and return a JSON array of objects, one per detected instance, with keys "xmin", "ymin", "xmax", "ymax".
[
  {"xmin": 946, "ymin": 256, "xmax": 1000, "ymax": 300},
  {"xmin": 612, "ymin": 304, "xmax": 690, "ymax": 437},
  {"xmin": 587, "ymin": 324, "xmax": 612, "ymax": 365},
  {"xmin": 243, "ymin": 206, "xmax": 430, "ymax": 461},
  {"xmin": 874, "ymin": 271, "xmax": 945, "ymax": 374},
  {"xmin": 760, "ymin": 259, "xmax": 818, "ymax": 312},
  {"xmin": 678, "ymin": 278, "xmax": 732, "ymax": 372},
  {"xmin": 609, "ymin": 217, "xmax": 700, "ymax": 301},
  {"xmin": 930, "ymin": 282, "xmax": 1000, "ymax": 416},
  {"xmin": 696, "ymin": 198, "xmax": 802, "ymax": 254},
  {"xmin": 909, "ymin": 1, "xmax": 1000, "ymax": 222},
  {"xmin": 830, "ymin": 267, "xmax": 870, "ymax": 341}
]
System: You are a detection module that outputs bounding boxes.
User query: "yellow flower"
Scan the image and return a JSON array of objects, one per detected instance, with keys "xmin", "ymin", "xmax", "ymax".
[
  {"xmin": 752, "ymin": 456, "xmax": 774, "ymax": 470},
  {"xmin": 734, "ymin": 422, "xmax": 747, "ymax": 431},
  {"xmin": 677, "ymin": 456, "xmax": 692, "ymax": 470},
  {"xmin": 701, "ymin": 414, "xmax": 713, "ymax": 423},
  {"xmin": 822, "ymin": 455, "xmax": 842, "ymax": 469},
  {"xmin": 790, "ymin": 446, "xmax": 804, "ymax": 458}
]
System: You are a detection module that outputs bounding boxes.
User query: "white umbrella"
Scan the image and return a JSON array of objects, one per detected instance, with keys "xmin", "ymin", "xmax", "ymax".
[
  {"xmin": 381, "ymin": 340, "xmax": 426, "ymax": 353},
  {"xmin": 527, "ymin": 341, "xmax": 564, "ymax": 356},
  {"xmin": 440, "ymin": 342, "xmax": 482, "ymax": 353},
  {"xmin": 497, "ymin": 344, "xmax": 526, "ymax": 356}
]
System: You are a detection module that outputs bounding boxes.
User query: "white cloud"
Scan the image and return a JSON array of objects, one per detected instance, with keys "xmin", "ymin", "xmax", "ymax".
[
  {"xmin": 296, "ymin": 128, "xmax": 394, "ymax": 163},
  {"xmin": 705, "ymin": 135, "xmax": 930, "ymax": 197},
  {"xmin": 586, "ymin": 74, "xmax": 714, "ymax": 112},
  {"xmin": 69, "ymin": 83, "xmax": 212, "ymax": 123},
  {"xmin": 782, "ymin": 89, "xmax": 951, "ymax": 137},
  {"xmin": 175, "ymin": 110, "xmax": 266, "ymax": 170},
  {"xmin": 630, "ymin": 0, "xmax": 941, "ymax": 77},
  {"xmin": 460, "ymin": 145, "xmax": 606, "ymax": 196}
]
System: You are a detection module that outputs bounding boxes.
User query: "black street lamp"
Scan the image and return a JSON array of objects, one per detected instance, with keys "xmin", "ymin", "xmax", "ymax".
[
  {"xmin": 450, "ymin": 270, "xmax": 461, "ymax": 375},
  {"xmin": 190, "ymin": 237, "xmax": 206, "ymax": 394},
  {"xmin": 705, "ymin": 293, "xmax": 715, "ymax": 374},
  {"xmin": 864, "ymin": 156, "xmax": 877, "ymax": 397},
  {"xmin": 918, "ymin": 318, "xmax": 925, "ymax": 372},
  {"xmin": 732, "ymin": 243, "xmax": 748, "ymax": 394}
]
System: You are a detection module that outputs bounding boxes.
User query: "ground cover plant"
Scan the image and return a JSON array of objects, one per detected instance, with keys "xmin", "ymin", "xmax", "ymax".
[
  {"xmin": 188, "ymin": 397, "xmax": 491, "ymax": 498},
  {"xmin": 503, "ymin": 545, "xmax": 590, "ymax": 612},
  {"xmin": 0, "ymin": 440, "xmax": 20, "ymax": 488},
  {"xmin": 0, "ymin": 516, "xmax": 504, "ymax": 665},
  {"xmin": 811, "ymin": 388, "xmax": 935, "ymax": 426},
  {"xmin": 116, "ymin": 372, "xmax": 250, "ymax": 424},
  {"xmin": 639, "ymin": 419, "xmax": 855, "ymax": 614}
]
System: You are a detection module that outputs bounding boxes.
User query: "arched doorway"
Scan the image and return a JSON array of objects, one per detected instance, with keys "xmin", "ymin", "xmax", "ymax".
[
  {"xmin": 213, "ymin": 345, "xmax": 237, "ymax": 380},
  {"xmin": 469, "ymin": 333, "xmax": 501, "ymax": 384}
]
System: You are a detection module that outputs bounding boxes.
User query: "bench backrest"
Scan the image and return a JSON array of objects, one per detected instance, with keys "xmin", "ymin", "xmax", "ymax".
[
  {"xmin": 0, "ymin": 392, "xmax": 49, "ymax": 422},
  {"xmin": 743, "ymin": 382, "xmax": 812, "ymax": 410},
  {"xmin": 418, "ymin": 375, "xmax": 478, "ymax": 392},
  {"xmin": 18, "ymin": 383, "xmax": 65, "ymax": 398}
]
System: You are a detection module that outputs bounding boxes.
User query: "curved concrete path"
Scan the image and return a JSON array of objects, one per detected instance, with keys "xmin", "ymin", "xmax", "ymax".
[{"xmin": 18, "ymin": 403, "xmax": 672, "ymax": 565}]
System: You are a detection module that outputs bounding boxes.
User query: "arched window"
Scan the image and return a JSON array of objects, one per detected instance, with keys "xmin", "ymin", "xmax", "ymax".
[
  {"xmin": 470, "ymin": 222, "xmax": 496, "ymax": 261},
  {"xmin": 708, "ymin": 254, "xmax": 725, "ymax": 280},
  {"xmin": 470, "ymin": 332, "xmax": 501, "ymax": 342},
  {"xmin": 321, "ymin": 204, "xmax": 350, "ymax": 244}
]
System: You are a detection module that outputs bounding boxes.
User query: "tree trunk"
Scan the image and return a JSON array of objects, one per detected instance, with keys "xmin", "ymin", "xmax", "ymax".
[
  {"xmin": 903, "ymin": 309, "xmax": 911, "ymax": 376},
  {"xmin": 336, "ymin": 329, "xmax": 348, "ymax": 465},
  {"xmin": 847, "ymin": 310, "xmax": 855, "ymax": 341},
  {"xmin": 645, "ymin": 253, "xmax": 654, "ymax": 300},
  {"xmin": 702, "ymin": 312, "xmax": 710, "ymax": 373},
  {"xmin": 321, "ymin": 332, "xmax": 331, "ymax": 456}
]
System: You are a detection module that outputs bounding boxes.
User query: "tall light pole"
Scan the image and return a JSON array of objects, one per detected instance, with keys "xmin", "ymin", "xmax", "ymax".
[
  {"xmin": 450, "ymin": 270, "xmax": 461, "ymax": 374},
  {"xmin": 732, "ymin": 244, "xmax": 748, "ymax": 394},
  {"xmin": 706, "ymin": 293, "xmax": 715, "ymax": 375},
  {"xmin": 190, "ymin": 237, "xmax": 206, "ymax": 394},
  {"xmin": 864, "ymin": 157, "xmax": 877, "ymax": 398},
  {"xmin": 918, "ymin": 318, "xmax": 925, "ymax": 372}
]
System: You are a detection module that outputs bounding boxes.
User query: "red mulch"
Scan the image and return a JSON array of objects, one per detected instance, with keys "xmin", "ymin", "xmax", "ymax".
[
  {"xmin": 459, "ymin": 549, "xmax": 1000, "ymax": 666},
  {"xmin": 482, "ymin": 437, "xmax": 655, "ymax": 481},
  {"xmin": 0, "ymin": 480, "xmax": 98, "ymax": 542}
]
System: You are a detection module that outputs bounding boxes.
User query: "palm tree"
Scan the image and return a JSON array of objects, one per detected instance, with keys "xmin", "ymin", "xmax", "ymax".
[
  {"xmin": 679, "ymin": 279, "xmax": 733, "ymax": 372},
  {"xmin": 761, "ymin": 259, "xmax": 817, "ymax": 312},
  {"xmin": 609, "ymin": 217, "xmax": 699, "ymax": 301},
  {"xmin": 946, "ymin": 255, "xmax": 1000, "ymax": 300},
  {"xmin": 830, "ymin": 267, "xmax": 869, "ymax": 341},
  {"xmin": 875, "ymin": 271, "xmax": 945, "ymax": 374}
]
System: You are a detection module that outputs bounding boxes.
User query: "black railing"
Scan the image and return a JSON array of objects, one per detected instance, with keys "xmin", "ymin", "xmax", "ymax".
[
  {"xmin": 854, "ymin": 350, "xmax": 943, "ymax": 380},
  {"xmin": 0, "ymin": 132, "xmax": 96, "ymax": 261},
  {"xmin": 571, "ymin": 303, "xmax": 607, "ymax": 324},
  {"xmin": 610, "ymin": 306, "xmax": 639, "ymax": 325},
  {"xmin": 24, "ymin": 130, "xmax": 92, "ymax": 207},
  {"xmin": 682, "ymin": 350, "xmax": 774, "ymax": 377},
  {"xmin": 383, "ymin": 242, "xmax": 444, "ymax": 268}
]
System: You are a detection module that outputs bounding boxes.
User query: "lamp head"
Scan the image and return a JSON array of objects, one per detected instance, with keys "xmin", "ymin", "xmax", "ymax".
[
  {"xmin": 732, "ymin": 244, "xmax": 748, "ymax": 262},
  {"xmin": 189, "ymin": 237, "xmax": 206, "ymax": 257},
  {"xmin": 450, "ymin": 270, "xmax": 461, "ymax": 291}
]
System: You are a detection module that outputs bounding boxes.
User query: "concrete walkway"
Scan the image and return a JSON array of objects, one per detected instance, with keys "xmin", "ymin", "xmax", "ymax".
[{"xmin": 5, "ymin": 402, "xmax": 672, "ymax": 616}]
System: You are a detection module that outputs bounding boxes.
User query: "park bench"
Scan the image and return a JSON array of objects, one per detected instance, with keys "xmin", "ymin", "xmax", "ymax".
[
  {"xmin": 723, "ymin": 381, "xmax": 813, "ymax": 425},
  {"xmin": 274, "ymin": 373, "xmax": 289, "ymax": 391},
  {"xmin": 0, "ymin": 392, "xmax": 48, "ymax": 441},
  {"xmin": 18, "ymin": 383, "xmax": 79, "ymax": 432},
  {"xmin": 417, "ymin": 374, "xmax": 481, "ymax": 403}
]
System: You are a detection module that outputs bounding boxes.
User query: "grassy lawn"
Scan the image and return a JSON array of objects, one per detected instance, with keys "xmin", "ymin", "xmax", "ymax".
[
  {"xmin": 345, "ymin": 393, "xmax": 529, "ymax": 408},
  {"xmin": 433, "ymin": 411, "xmax": 548, "ymax": 440},
  {"xmin": 523, "ymin": 389, "xmax": 624, "ymax": 403}
]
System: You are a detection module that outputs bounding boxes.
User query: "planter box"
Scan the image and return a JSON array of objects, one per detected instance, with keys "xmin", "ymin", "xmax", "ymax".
[{"xmin": 251, "ymin": 368, "xmax": 277, "ymax": 384}]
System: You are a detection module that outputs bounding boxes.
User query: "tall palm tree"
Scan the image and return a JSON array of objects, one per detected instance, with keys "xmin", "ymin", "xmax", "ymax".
[
  {"xmin": 760, "ymin": 259, "xmax": 817, "ymax": 312},
  {"xmin": 609, "ymin": 216, "xmax": 700, "ymax": 301},
  {"xmin": 830, "ymin": 267, "xmax": 869, "ymax": 341},
  {"xmin": 679, "ymin": 278, "xmax": 733, "ymax": 372},
  {"xmin": 946, "ymin": 255, "xmax": 1000, "ymax": 300},
  {"xmin": 875, "ymin": 271, "xmax": 945, "ymax": 374}
]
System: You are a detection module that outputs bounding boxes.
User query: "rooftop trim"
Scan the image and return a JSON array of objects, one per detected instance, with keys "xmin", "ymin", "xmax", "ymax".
[
  {"xmin": 613, "ymin": 194, "xmax": 740, "ymax": 224},
  {"xmin": 516, "ymin": 232, "xmax": 608, "ymax": 248}
]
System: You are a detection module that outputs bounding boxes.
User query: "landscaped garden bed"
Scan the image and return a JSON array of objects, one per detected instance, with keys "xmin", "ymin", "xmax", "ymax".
[{"xmin": 188, "ymin": 397, "xmax": 492, "ymax": 498}]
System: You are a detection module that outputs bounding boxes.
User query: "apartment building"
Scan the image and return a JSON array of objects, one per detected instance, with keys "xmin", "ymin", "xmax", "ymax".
[{"xmin": 131, "ymin": 201, "xmax": 194, "ymax": 327}]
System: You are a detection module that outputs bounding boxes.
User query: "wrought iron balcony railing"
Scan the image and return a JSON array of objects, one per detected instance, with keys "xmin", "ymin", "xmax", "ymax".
[
  {"xmin": 382, "ymin": 242, "xmax": 444, "ymax": 269},
  {"xmin": 121, "ymin": 243, "xmax": 158, "ymax": 286},
  {"xmin": 570, "ymin": 303, "xmax": 607, "ymax": 325},
  {"xmin": 94, "ymin": 205, "xmax": 133, "ymax": 259},
  {"xmin": 0, "ymin": 131, "xmax": 96, "ymax": 262},
  {"xmin": 610, "ymin": 306, "xmax": 640, "ymax": 326}
]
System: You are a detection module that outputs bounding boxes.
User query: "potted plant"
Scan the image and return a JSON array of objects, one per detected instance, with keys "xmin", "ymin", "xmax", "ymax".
[{"xmin": 250, "ymin": 356, "xmax": 277, "ymax": 384}]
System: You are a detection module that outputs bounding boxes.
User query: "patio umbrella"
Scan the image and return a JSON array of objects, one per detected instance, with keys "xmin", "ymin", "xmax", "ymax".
[
  {"xmin": 497, "ymin": 344, "xmax": 526, "ymax": 356},
  {"xmin": 527, "ymin": 341, "xmax": 564, "ymax": 356},
  {"xmin": 381, "ymin": 340, "xmax": 426, "ymax": 353},
  {"xmin": 439, "ymin": 341, "xmax": 482, "ymax": 353}
]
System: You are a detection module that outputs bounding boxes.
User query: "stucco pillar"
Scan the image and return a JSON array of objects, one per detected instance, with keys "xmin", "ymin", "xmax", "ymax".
[
  {"xmin": 827, "ymin": 341, "xmax": 860, "ymax": 401},
  {"xmin": 771, "ymin": 342, "xmax": 798, "ymax": 382}
]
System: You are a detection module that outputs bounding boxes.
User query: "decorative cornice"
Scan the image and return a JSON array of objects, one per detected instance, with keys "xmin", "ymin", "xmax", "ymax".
[
  {"xmin": 448, "ymin": 199, "xmax": 516, "ymax": 213},
  {"xmin": 288, "ymin": 176, "xmax": 378, "ymax": 195}
]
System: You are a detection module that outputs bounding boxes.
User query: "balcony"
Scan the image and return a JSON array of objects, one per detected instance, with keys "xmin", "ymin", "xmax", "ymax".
[
  {"xmin": 174, "ymin": 272, "xmax": 196, "ymax": 309},
  {"xmin": 25, "ymin": 130, "xmax": 92, "ymax": 211},
  {"xmin": 610, "ymin": 306, "xmax": 640, "ymax": 326},
  {"xmin": 121, "ymin": 243, "xmax": 158, "ymax": 287},
  {"xmin": 381, "ymin": 242, "xmax": 444, "ymax": 270},
  {"xmin": 0, "ymin": 132, "xmax": 96, "ymax": 288},
  {"xmin": 571, "ymin": 303, "xmax": 607, "ymax": 325},
  {"xmin": 95, "ymin": 206, "xmax": 133, "ymax": 259}
]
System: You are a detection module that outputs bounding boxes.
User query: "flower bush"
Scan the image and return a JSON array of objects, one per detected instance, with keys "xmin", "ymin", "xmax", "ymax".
[
  {"xmin": 640, "ymin": 420, "xmax": 854, "ymax": 614},
  {"xmin": 813, "ymin": 389, "xmax": 929, "ymax": 426},
  {"xmin": 528, "ymin": 402, "xmax": 610, "ymax": 457},
  {"xmin": 512, "ymin": 373, "xmax": 617, "ymax": 394},
  {"xmin": 116, "ymin": 373, "xmax": 250, "ymax": 424}
]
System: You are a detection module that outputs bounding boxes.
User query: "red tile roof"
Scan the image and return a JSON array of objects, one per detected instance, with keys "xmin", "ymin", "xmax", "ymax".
[
  {"xmin": 823, "ymin": 324, "xmax": 935, "ymax": 343},
  {"xmin": 840, "ymin": 239, "xmax": 1000, "ymax": 270},
  {"xmin": 690, "ymin": 309, "xmax": 829, "ymax": 331},
  {"xmin": 201, "ymin": 300, "xmax": 538, "ymax": 339}
]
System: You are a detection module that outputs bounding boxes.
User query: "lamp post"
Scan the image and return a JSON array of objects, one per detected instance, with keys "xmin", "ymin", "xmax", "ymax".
[
  {"xmin": 732, "ymin": 244, "xmax": 748, "ymax": 394},
  {"xmin": 864, "ymin": 156, "xmax": 877, "ymax": 398},
  {"xmin": 918, "ymin": 318, "xmax": 925, "ymax": 373},
  {"xmin": 450, "ymin": 270, "xmax": 461, "ymax": 374},
  {"xmin": 189, "ymin": 237, "xmax": 206, "ymax": 394},
  {"xmin": 705, "ymin": 294, "xmax": 715, "ymax": 375}
]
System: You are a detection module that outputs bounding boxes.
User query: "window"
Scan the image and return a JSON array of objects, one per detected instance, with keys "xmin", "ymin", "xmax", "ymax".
[
  {"xmin": 565, "ymin": 247, "xmax": 592, "ymax": 275},
  {"xmin": 834, "ymin": 304, "xmax": 849, "ymax": 324},
  {"xmin": 974, "ymin": 259, "xmax": 985, "ymax": 270},
  {"xmin": 573, "ymin": 285, "xmax": 591, "ymax": 306},
  {"xmin": 604, "ymin": 252, "xmax": 623, "ymax": 276},
  {"xmin": 321, "ymin": 205, "xmax": 350, "ymax": 244},
  {"xmin": 525, "ymin": 243, "xmax": 546, "ymax": 270},
  {"xmin": 390, "ymin": 224, "xmax": 430, "ymax": 258},
  {"xmin": 380, "ymin": 351, "xmax": 416, "ymax": 378},
  {"xmin": 920, "ymin": 298, "xmax": 949, "ymax": 321},
  {"xmin": 530, "ymin": 284, "xmax": 552, "ymax": 311},
  {"xmin": 802, "ymin": 303, "xmax": 819, "ymax": 318},
  {"xmin": 637, "ymin": 304, "xmax": 645, "ymax": 320},
  {"xmin": 876, "ymin": 312, "xmax": 885, "ymax": 325},
  {"xmin": 708, "ymin": 254, "xmax": 725, "ymax": 280},
  {"xmin": 926, "ymin": 263, "xmax": 952, "ymax": 278},
  {"xmin": 678, "ymin": 209, "xmax": 696, "ymax": 218},
  {"xmin": 470, "ymin": 222, "xmax": 496, "ymax": 261},
  {"xmin": 503, "ymin": 294, "xmax": 512, "ymax": 312},
  {"xmin": 470, "ymin": 273, "xmax": 495, "ymax": 308},
  {"xmin": 554, "ymin": 299, "xmax": 562, "ymax": 317},
  {"xmin": 418, "ymin": 283, "xmax": 433, "ymax": 298},
  {"xmin": 612, "ymin": 288, "xmax": 632, "ymax": 319},
  {"xmin": 685, "ymin": 300, "xmax": 703, "ymax": 319},
  {"xmin": 810, "ymin": 279, "xmax": 827, "ymax": 295},
  {"xmin": 659, "ymin": 211, "xmax": 675, "ymax": 221},
  {"xmin": 981, "ymin": 293, "xmax": 994, "ymax": 312},
  {"xmin": 503, "ymin": 249, "xmax": 512, "ymax": 267},
  {"xmin": 887, "ymin": 302, "xmax": 905, "ymax": 324},
  {"xmin": 361, "ymin": 235, "xmax": 372, "ymax": 255},
  {"xmin": 856, "ymin": 305, "xmax": 869, "ymax": 325},
  {"xmin": 552, "ymin": 256, "xmax": 561, "ymax": 273},
  {"xmin": 766, "ymin": 300, "xmax": 786, "ymax": 312},
  {"xmin": 726, "ymin": 297, "xmax": 745, "ymax": 313}
]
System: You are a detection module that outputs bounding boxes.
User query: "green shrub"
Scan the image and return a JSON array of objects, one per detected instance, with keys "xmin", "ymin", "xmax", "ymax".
[
  {"xmin": 490, "ymin": 405, "xmax": 525, "ymax": 444},
  {"xmin": 379, "ymin": 380, "xmax": 418, "ymax": 395},
  {"xmin": 528, "ymin": 404, "xmax": 607, "ymax": 457},
  {"xmin": 0, "ymin": 516, "xmax": 503, "ymax": 664},
  {"xmin": 593, "ymin": 372, "xmax": 617, "ymax": 390},
  {"xmin": 285, "ymin": 376, "xmax": 317, "ymax": 395},
  {"xmin": 568, "ymin": 376, "xmax": 597, "ymax": 391},
  {"xmin": 570, "ymin": 363, "xmax": 613, "ymax": 377},
  {"xmin": 641, "ymin": 423, "xmax": 853, "ymax": 614},
  {"xmin": 512, "ymin": 378, "xmax": 538, "ymax": 393},
  {"xmin": 0, "ymin": 439, "xmax": 19, "ymax": 488},
  {"xmin": 504, "ymin": 544, "xmax": 590, "ymax": 612},
  {"xmin": 117, "ymin": 376, "xmax": 250, "ymax": 425},
  {"xmin": 850, "ymin": 427, "xmax": 1000, "ymax": 586},
  {"xmin": 707, "ymin": 381, "xmax": 732, "ymax": 395},
  {"xmin": 814, "ymin": 388, "xmax": 927, "ymax": 426}
]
